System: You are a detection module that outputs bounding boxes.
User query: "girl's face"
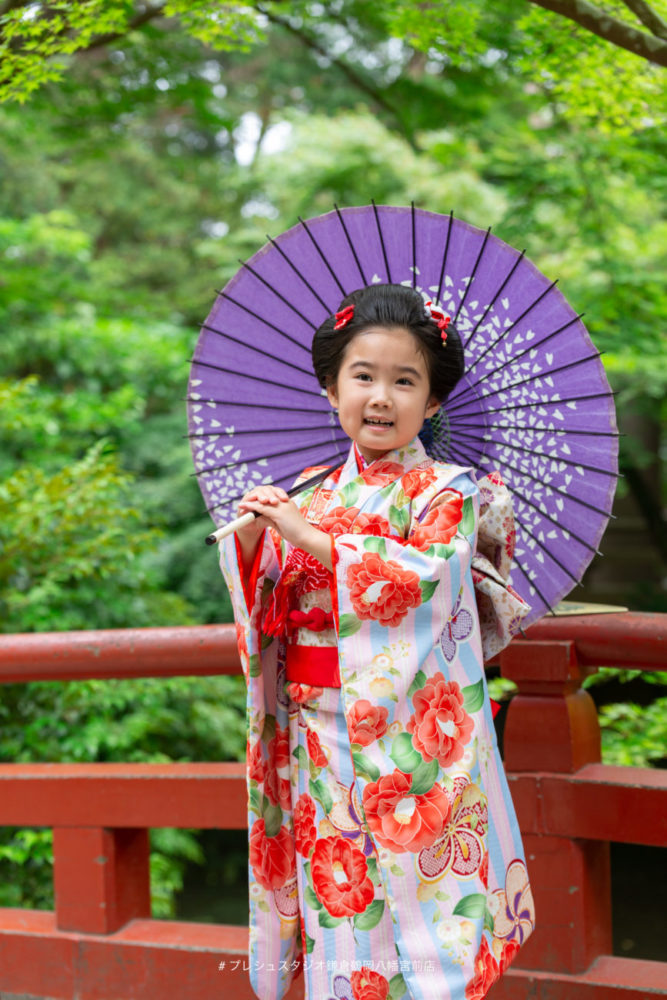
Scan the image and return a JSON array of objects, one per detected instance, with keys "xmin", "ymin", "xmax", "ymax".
[{"xmin": 326, "ymin": 326, "xmax": 440, "ymax": 463}]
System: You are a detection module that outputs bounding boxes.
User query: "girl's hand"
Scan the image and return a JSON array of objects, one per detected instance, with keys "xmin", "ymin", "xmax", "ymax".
[{"xmin": 237, "ymin": 486, "xmax": 332, "ymax": 570}]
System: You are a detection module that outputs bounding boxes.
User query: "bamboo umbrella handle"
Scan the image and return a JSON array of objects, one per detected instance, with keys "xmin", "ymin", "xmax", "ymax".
[{"xmin": 205, "ymin": 511, "xmax": 256, "ymax": 545}]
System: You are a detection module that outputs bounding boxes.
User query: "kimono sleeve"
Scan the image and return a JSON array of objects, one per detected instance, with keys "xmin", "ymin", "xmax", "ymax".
[
  {"xmin": 218, "ymin": 528, "xmax": 282, "ymax": 682},
  {"xmin": 331, "ymin": 472, "xmax": 479, "ymax": 680}
]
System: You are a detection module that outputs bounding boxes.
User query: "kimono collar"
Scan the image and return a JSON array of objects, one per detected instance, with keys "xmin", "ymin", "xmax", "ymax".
[{"xmin": 337, "ymin": 437, "xmax": 434, "ymax": 493}]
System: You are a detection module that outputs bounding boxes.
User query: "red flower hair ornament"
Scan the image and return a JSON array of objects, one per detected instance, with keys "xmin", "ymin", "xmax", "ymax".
[
  {"xmin": 334, "ymin": 304, "xmax": 355, "ymax": 330},
  {"xmin": 424, "ymin": 299, "xmax": 451, "ymax": 345}
]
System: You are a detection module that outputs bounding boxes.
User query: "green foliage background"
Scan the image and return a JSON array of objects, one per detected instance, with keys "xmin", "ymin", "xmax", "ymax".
[{"xmin": 0, "ymin": 0, "xmax": 664, "ymax": 918}]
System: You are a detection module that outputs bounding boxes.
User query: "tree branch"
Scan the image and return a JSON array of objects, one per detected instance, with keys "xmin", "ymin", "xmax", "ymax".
[
  {"xmin": 255, "ymin": 3, "xmax": 419, "ymax": 150},
  {"xmin": 619, "ymin": 0, "xmax": 667, "ymax": 40},
  {"xmin": 80, "ymin": 4, "xmax": 167, "ymax": 52},
  {"xmin": 526, "ymin": 0, "xmax": 667, "ymax": 65}
]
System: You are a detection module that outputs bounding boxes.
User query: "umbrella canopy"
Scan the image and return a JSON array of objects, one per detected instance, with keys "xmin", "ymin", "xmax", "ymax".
[{"xmin": 187, "ymin": 204, "xmax": 618, "ymax": 623}]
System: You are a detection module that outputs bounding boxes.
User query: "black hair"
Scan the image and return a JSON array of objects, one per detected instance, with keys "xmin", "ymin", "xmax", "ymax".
[{"xmin": 311, "ymin": 283, "xmax": 464, "ymax": 403}]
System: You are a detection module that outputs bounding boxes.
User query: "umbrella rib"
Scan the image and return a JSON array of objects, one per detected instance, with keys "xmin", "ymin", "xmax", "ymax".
[
  {"xmin": 194, "ymin": 436, "xmax": 346, "ymax": 478},
  {"xmin": 333, "ymin": 204, "xmax": 367, "ymax": 286},
  {"xmin": 455, "ymin": 389, "xmax": 617, "ymax": 417},
  {"xmin": 372, "ymin": 199, "xmax": 392, "ymax": 282},
  {"xmin": 444, "ymin": 351, "xmax": 603, "ymax": 416},
  {"xmin": 450, "ymin": 313, "xmax": 583, "ymax": 406},
  {"xmin": 237, "ymin": 259, "xmax": 317, "ymax": 328},
  {"xmin": 204, "ymin": 449, "xmax": 347, "ymax": 513},
  {"xmin": 186, "ymin": 395, "xmax": 328, "ymax": 415},
  {"xmin": 217, "ymin": 291, "xmax": 312, "ymax": 355},
  {"xmin": 455, "ymin": 227, "xmax": 491, "ymax": 323},
  {"xmin": 185, "ymin": 423, "xmax": 341, "ymax": 440},
  {"xmin": 199, "ymin": 323, "xmax": 314, "ymax": 377},
  {"xmin": 465, "ymin": 249, "xmax": 527, "ymax": 342},
  {"xmin": 449, "ymin": 426, "xmax": 618, "ymax": 478},
  {"xmin": 462, "ymin": 277, "xmax": 559, "ymax": 353},
  {"xmin": 190, "ymin": 359, "xmax": 323, "ymax": 399},
  {"xmin": 435, "ymin": 210, "xmax": 454, "ymax": 307},
  {"xmin": 265, "ymin": 234, "xmax": 334, "ymax": 312},
  {"xmin": 510, "ymin": 557, "xmax": 556, "ymax": 617},
  {"xmin": 299, "ymin": 213, "xmax": 347, "ymax": 296},
  {"xmin": 411, "ymin": 201, "xmax": 417, "ymax": 289},
  {"xmin": 446, "ymin": 416, "xmax": 619, "ymax": 438}
]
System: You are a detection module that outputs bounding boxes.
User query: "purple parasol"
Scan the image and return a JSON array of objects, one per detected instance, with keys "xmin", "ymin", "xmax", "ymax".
[{"xmin": 187, "ymin": 204, "xmax": 618, "ymax": 624}]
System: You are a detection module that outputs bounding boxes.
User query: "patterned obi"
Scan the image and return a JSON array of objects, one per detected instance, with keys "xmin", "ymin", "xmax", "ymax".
[{"xmin": 284, "ymin": 586, "xmax": 341, "ymax": 688}]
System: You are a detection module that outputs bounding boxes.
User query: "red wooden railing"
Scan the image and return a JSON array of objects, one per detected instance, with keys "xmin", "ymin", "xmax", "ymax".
[{"xmin": 0, "ymin": 613, "xmax": 665, "ymax": 999}]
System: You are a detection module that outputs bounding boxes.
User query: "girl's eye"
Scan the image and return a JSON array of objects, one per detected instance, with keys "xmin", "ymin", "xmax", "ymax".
[
  {"xmin": 397, "ymin": 377, "xmax": 414, "ymax": 386},
  {"xmin": 355, "ymin": 373, "xmax": 372, "ymax": 381}
]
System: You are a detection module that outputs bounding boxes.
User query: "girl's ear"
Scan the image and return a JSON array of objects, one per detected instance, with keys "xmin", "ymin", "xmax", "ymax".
[
  {"xmin": 326, "ymin": 383, "xmax": 339, "ymax": 408},
  {"xmin": 425, "ymin": 396, "xmax": 440, "ymax": 419}
]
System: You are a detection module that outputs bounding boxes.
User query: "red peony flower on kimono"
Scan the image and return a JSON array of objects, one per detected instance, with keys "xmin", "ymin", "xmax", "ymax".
[
  {"xmin": 357, "ymin": 460, "xmax": 403, "ymax": 486},
  {"xmin": 249, "ymin": 819, "xmax": 295, "ymax": 891},
  {"xmin": 465, "ymin": 935, "xmax": 500, "ymax": 1000},
  {"xmin": 499, "ymin": 938, "xmax": 521, "ymax": 974},
  {"xmin": 306, "ymin": 727, "xmax": 328, "ymax": 768},
  {"xmin": 407, "ymin": 673, "xmax": 474, "ymax": 767},
  {"xmin": 347, "ymin": 699, "xmax": 389, "ymax": 746},
  {"xmin": 410, "ymin": 490, "xmax": 464, "ymax": 551},
  {"xmin": 350, "ymin": 966, "xmax": 390, "ymax": 1000},
  {"xmin": 319, "ymin": 506, "xmax": 391, "ymax": 537},
  {"xmin": 479, "ymin": 850, "xmax": 489, "ymax": 889},
  {"xmin": 293, "ymin": 793, "xmax": 318, "ymax": 858},
  {"xmin": 310, "ymin": 836, "xmax": 375, "ymax": 917},
  {"xmin": 401, "ymin": 466, "xmax": 437, "ymax": 500},
  {"xmin": 247, "ymin": 739, "xmax": 264, "ymax": 783},
  {"xmin": 268, "ymin": 723, "xmax": 290, "ymax": 768},
  {"xmin": 361, "ymin": 769, "xmax": 451, "ymax": 854},
  {"xmin": 346, "ymin": 552, "xmax": 422, "ymax": 628},
  {"xmin": 264, "ymin": 724, "xmax": 291, "ymax": 809},
  {"xmin": 235, "ymin": 622, "xmax": 249, "ymax": 668}
]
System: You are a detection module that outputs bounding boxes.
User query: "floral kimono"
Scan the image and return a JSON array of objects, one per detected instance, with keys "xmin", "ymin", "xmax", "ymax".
[{"xmin": 219, "ymin": 437, "xmax": 535, "ymax": 1000}]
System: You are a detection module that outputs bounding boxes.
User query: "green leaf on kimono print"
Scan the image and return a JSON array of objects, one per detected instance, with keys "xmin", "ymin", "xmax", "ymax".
[
  {"xmin": 249, "ymin": 786, "xmax": 262, "ymax": 816},
  {"xmin": 303, "ymin": 860, "xmax": 314, "ymax": 889},
  {"xmin": 363, "ymin": 535, "xmax": 388, "ymax": 557},
  {"xmin": 389, "ymin": 504, "xmax": 410, "ymax": 533},
  {"xmin": 303, "ymin": 885, "xmax": 322, "ymax": 911},
  {"xmin": 260, "ymin": 632, "xmax": 274, "ymax": 650},
  {"xmin": 352, "ymin": 750, "xmax": 380, "ymax": 782},
  {"xmin": 305, "ymin": 932, "xmax": 316, "ymax": 954},
  {"xmin": 261, "ymin": 577, "xmax": 275, "ymax": 601},
  {"xmin": 461, "ymin": 496, "xmax": 475, "ymax": 536},
  {"xmin": 309, "ymin": 777, "xmax": 334, "ymax": 815},
  {"xmin": 408, "ymin": 756, "xmax": 439, "ymax": 795},
  {"xmin": 257, "ymin": 899, "xmax": 270, "ymax": 912},
  {"xmin": 338, "ymin": 612, "xmax": 362, "ymax": 637},
  {"xmin": 339, "ymin": 481, "xmax": 361, "ymax": 506},
  {"xmin": 366, "ymin": 856, "xmax": 381, "ymax": 886},
  {"xmin": 407, "ymin": 669, "xmax": 428, "ymax": 699},
  {"xmin": 262, "ymin": 714, "xmax": 276, "ymax": 741},
  {"xmin": 292, "ymin": 744, "xmax": 308, "ymax": 770},
  {"xmin": 388, "ymin": 973, "xmax": 408, "ymax": 999},
  {"xmin": 353, "ymin": 899, "xmax": 385, "ymax": 931},
  {"xmin": 319, "ymin": 909, "xmax": 346, "ymax": 929},
  {"xmin": 248, "ymin": 653, "xmax": 262, "ymax": 678},
  {"xmin": 435, "ymin": 890, "xmax": 450, "ymax": 902},
  {"xmin": 389, "ymin": 732, "xmax": 423, "ymax": 773},
  {"xmin": 433, "ymin": 542, "xmax": 456, "ymax": 560},
  {"xmin": 390, "ymin": 864, "xmax": 404, "ymax": 876},
  {"xmin": 261, "ymin": 799, "xmax": 283, "ymax": 838},
  {"xmin": 419, "ymin": 579, "xmax": 439, "ymax": 603},
  {"xmin": 462, "ymin": 679, "xmax": 485, "ymax": 713},
  {"xmin": 484, "ymin": 907, "xmax": 495, "ymax": 933},
  {"xmin": 453, "ymin": 893, "xmax": 487, "ymax": 919}
]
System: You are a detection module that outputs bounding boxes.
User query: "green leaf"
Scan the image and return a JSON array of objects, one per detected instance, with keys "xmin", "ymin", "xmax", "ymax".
[
  {"xmin": 303, "ymin": 861, "xmax": 313, "ymax": 890},
  {"xmin": 363, "ymin": 535, "xmax": 388, "ymax": 557},
  {"xmin": 389, "ymin": 503, "xmax": 410, "ymax": 532},
  {"xmin": 261, "ymin": 798, "xmax": 283, "ymax": 838},
  {"xmin": 319, "ymin": 908, "xmax": 346, "ymax": 928},
  {"xmin": 304, "ymin": 885, "xmax": 322, "ymax": 911},
  {"xmin": 262, "ymin": 714, "xmax": 276, "ymax": 741},
  {"xmin": 249, "ymin": 786, "xmax": 262, "ymax": 816},
  {"xmin": 339, "ymin": 481, "xmax": 361, "ymax": 506},
  {"xmin": 462, "ymin": 679, "xmax": 484, "ymax": 714},
  {"xmin": 292, "ymin": 744, "xmax": 309, "ymax": 770},
  {"xmin": 389, "ymin": 972, "xmax": 408, "ymax": 998},
  {"xmin": 352, "ymin": 749, "xmax": 380, "ymax": 782},
  {"xmin": 390, "ymin": 863, "xmax": 405, "ymax": 876},
  {"xmin": 309, "ymin": 777, "xmax": 334, "ymax": 814},
  {"xmin": 260, "ymin": 632, "xmax": 274, "ymax": 650},
  {"xmin": 452, "ymin": 893, "xmax": 487, "ymax": 919},
  {"xmin": 366, "ymin": 856, "xmax": 381, "ymax": 886},
  {"xmin": 484, "ymin": 906, "xmax": 495, "ymax": 932},
  {"xmin": 408, "ymin": 756, "xmax": 439, "ymax": 795},
  {"xmin": 305, "ymin": 932, "xmax": 316, "ymax": 954},
  {"xmin": 408, "ymin": 669, "xmax": 427, "ymax": 699},
  {"xmin": 461, "ymin": 496, "xmax": 475, "ymax": 536},
  {"xmin": 389, "ymin": 731, "xmax": 423, "ymax": 773},
  {"xmin": 338, "ymin": 612, "xmax": 362, "ymax": 636},
  {"xmin": 419, "ymin": 578, "xmax": 439, "ymax": 603},
  {"xmin": 353, "ymin": 898, "xmax": 385, "ymax": 931},
  {"xmin": 248, "ymin": 653, "xmax": 262, "ymax": 677}
]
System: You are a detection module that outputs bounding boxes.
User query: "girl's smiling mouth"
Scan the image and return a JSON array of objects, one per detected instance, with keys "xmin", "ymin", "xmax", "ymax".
[{"xmin": 364, "ymin": 417, "xmax": 394, "ymax": 426}]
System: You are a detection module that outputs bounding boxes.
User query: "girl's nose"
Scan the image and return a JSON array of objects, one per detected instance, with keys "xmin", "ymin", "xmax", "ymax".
[{"xmin": 370, "ymin": 383, "xmax": 392, "ymax": 406}]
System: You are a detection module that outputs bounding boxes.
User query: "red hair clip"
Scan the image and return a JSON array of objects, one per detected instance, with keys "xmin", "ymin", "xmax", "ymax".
[
  {"xmin": 334, "ymin": 304, "xmax": 355, "ymax": 330},
  {"xmin": 425, "ymin": 300, "xmax": 451, "ymax": 345}
]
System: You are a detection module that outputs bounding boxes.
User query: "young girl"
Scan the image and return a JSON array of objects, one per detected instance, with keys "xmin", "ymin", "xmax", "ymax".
[{"xmin": 219, "ymin": 284, "xmax": 534, "ymax": 1000}]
